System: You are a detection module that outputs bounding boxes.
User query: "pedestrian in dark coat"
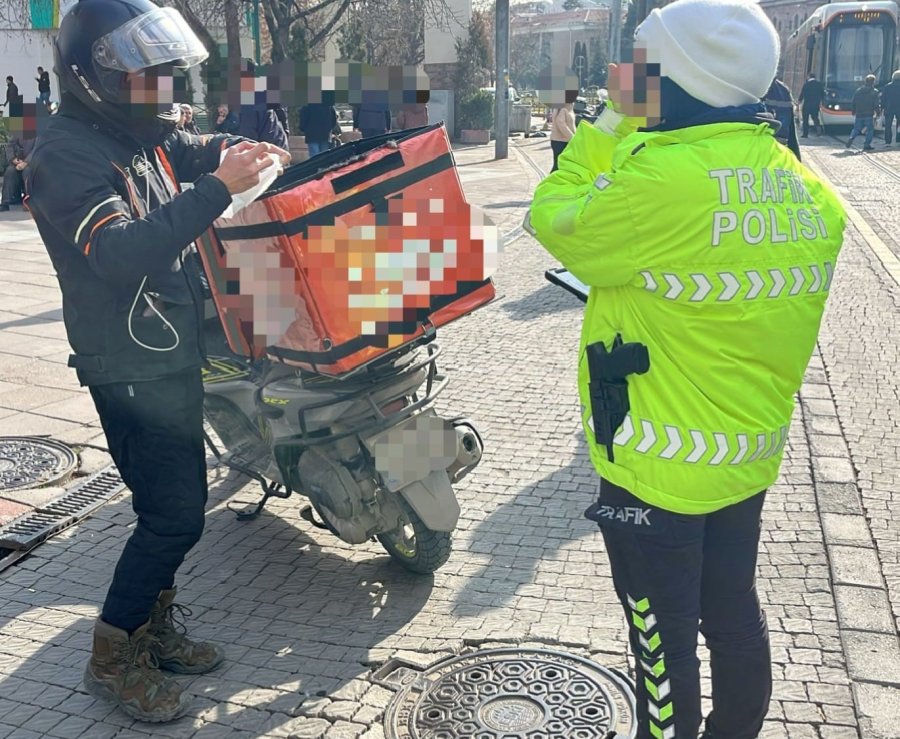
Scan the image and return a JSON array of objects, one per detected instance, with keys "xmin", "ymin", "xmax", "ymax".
[
  {"xmin": 763, "ymin": 78, "xmax": 800, "ymax": 160},
  {"xmin": 214, "ymin": 103, "xmax": 240, "ymax": 135},
  {"xmin": 353, "ymin": 101, "xmax": 391, "ymax": 138},
  {"xmin": 798, "ymin": 74, "xmax": 825, "ymax": 137},
  {"xmin": 880, "ymin": 70, "xmax": 900, "ymax": 145},
  {"xmin": 299, "ymin": 102, "xmax": 338, "ymax": 157},
  {"xmin": 0, "ymin": 136, "xmax": 35, "ymax": 210}
]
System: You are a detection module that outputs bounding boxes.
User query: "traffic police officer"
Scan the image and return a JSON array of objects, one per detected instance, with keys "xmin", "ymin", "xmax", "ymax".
[
  {"xmin": 25, "ymin": 0, "xmax": 289, "ymax": 723},
  {"xmin": 527, "ymin": 0, "xmax": 846, "ymax": 736}
]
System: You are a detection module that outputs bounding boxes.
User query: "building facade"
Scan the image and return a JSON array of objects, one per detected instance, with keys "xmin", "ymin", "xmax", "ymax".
[
  {"xmin": 760, "ymin": 0, "xmax": 823, "ymax": 65},
  {"xmin": 511, "ymin": 7, "xmax": 611, "ymax": 87}
]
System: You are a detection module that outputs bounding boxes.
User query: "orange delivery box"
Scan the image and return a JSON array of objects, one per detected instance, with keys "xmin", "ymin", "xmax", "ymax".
[{"xmin": 195, "ymin": 123, "xmax": 499, "ymax": 376}]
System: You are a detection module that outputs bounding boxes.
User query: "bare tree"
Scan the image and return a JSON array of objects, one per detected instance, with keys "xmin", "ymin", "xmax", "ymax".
[
  {"xmin": 262, "ymin": 0, "xmax": 461, "ymax": 64},
  {"xmin": 337, "ymin": 0, "xmax": 426, "ymax": 66}
]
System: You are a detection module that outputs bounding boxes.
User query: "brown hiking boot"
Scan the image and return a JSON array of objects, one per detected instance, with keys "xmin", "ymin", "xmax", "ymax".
[
  {"xmin": 83, "ymin": 618, "xmax": 192, "ymax": 723},
  {"xmin": 147, "ymin": 588, "xmax": 225, "ymax": 674}
]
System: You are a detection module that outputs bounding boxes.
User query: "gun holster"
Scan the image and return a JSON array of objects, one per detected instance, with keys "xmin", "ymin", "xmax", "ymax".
[{"xmin": 586, "ymin": 334, "xmax": 650, "ymax": 462}]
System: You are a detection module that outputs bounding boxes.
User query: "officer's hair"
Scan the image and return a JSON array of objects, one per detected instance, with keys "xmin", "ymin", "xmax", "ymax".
[{"xmin": 866, "ymin": 74, "xmax": 876, "ymax": 84}]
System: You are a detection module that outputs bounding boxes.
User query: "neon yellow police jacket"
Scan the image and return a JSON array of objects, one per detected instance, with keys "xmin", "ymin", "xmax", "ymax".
[{"xmin": 528, "ymin": 109, "xmax": 846, "ymax": 514}]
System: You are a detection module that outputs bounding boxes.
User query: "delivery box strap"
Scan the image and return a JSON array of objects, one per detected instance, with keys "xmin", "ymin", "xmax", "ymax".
[
  {"xmin": 331, "ymin": 150, "xmax": 405, "ymax": 194},
  {"xmin": 266, "ymin": 278, "xmax": 491, "ymax": 365},
  {"xmin": 215, "ymin": 151, "xmax": 455, "ymax": 243}
]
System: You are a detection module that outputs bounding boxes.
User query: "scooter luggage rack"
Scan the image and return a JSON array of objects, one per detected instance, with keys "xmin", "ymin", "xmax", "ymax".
[
  {"xmin": 286, "ymin": 342, "xmax": 447, "ymax": 448},
  {"xmin": 207, "ymin": 344, "xmax": 446, "ymax": 521}
]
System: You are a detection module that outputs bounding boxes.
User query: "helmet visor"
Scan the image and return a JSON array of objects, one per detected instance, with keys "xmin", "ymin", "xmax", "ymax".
[{"xmin": 92, "ymin": 7, "xmax": 208, "ymax": 74}]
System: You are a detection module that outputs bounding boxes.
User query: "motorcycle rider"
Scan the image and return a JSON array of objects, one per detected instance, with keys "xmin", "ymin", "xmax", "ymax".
[
  {"xmin": 25, "ymin": 0, "xmax": 289, "ymax": 723},
  {"xmin": 527, "ymin": 0, "xmax": 845, "ymax": 737}
]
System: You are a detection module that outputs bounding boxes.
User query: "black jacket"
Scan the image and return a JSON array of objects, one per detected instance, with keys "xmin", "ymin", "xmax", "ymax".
[
  {"xmin": 25, "ymin": 99, "xmax": 239, "ymax": 386},
  {"xmin": 298, "ymin": 103, "xmax": 338, "ymax": 143},
  {"xmin": 239, "ymin": 104, "xmax": 289, "ymax": 149},
  {"xmin": 4, "ymin": 81, "xmax": 20, "ymax": 107},
  {"xmin": 763, "ymin": 79, "xmax": 801, "ymax": 161},
  {"xmin": 799, "ymin": 78, "xmax": 825, "ymax": 109},
  {"xmin": 37, "ymin": 71, "xmax": 51, "ymax": 94},
  {"xmin": 881, "ymin": 80, "xmax": 900, "ymax": 113}
]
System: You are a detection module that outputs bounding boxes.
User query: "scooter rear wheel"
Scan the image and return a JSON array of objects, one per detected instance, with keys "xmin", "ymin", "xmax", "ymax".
[{"xmin": 377, "ymin": 497, "xmax": 452, "ymax": 574}]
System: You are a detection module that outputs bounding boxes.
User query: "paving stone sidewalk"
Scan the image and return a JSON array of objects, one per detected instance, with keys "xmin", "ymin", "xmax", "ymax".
[{"xmin": 0, "ymin": 135, "xmax": 896, "ymax": 738}]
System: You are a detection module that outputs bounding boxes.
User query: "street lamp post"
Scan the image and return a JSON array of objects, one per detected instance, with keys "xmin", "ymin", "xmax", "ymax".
[{"xmin": 495, "ymin": 0, "xmax": 510, "ymax": 160}]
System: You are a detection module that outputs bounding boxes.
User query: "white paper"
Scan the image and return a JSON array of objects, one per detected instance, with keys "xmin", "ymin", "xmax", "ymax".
[{"xmin": 219, "ymin": 150, "xmax": 282, "ymax": 219}]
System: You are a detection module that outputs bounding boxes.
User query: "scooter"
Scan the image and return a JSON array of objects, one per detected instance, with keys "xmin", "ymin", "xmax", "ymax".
[{"xmin": 200, "ymin": 334, "xmax": 484, "ymax": 574}]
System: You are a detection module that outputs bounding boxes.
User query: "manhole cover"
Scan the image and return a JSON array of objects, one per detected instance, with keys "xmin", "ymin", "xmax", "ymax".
[
  {"xmin": 382, "ymin": 648, "xmax": 637, "ymax": 739},
  {"xmin": 0, "ymin": 437, "xmax": 78, "ymax": 492}
]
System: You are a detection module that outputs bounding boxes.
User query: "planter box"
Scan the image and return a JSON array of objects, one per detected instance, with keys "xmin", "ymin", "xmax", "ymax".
[{"xmin": 459, "ymin": 129, "xmax": 490, "ymax": 144}]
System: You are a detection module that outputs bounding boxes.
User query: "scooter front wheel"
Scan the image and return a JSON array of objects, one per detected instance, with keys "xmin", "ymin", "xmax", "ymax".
[{"xmin": 377, "ymin": 497, "xmax": 452, "ymax": 574}]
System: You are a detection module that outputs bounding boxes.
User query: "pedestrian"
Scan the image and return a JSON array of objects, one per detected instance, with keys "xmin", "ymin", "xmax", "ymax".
[
  {"xmin": 24, "ymin": 0, "xmax": 290, "ymax": 724},
  {"xmin": 396, "ymin": 101, "xmax": 429, "ymax": 130},
  {"xmin": 178, "ymin": 103, "xmax": 200, "ymax": 135},
  {"xmin": 526, "ymin": 0, "xmax": 846, "ymax": 737},
  {"xmin": 798, "ymin": 73, "xmax": 825, "ymax": 137},
  {"xmin": 1, "ymin": 75, "xmax": 20, "ymax": 110},
  {"xmin": 214, "ymin": 103, "xmax": 239, "ymax": 134},
  {"xmin": 353, "ymin": 99, "xmax": 391, "ymax": 139},
  {"xmin": 36, "ymin": 66, "xmax": 52, "ymax": 110},
  {"xmin": 0, "ymin": 135, "xmax": 34, "ymax": 211},
  {"xmin": 880, "ymin": 70, "xmax": 900, "ymax": 145},
  {"xmin": 268, "ymin": 101, "xmax": 290, "ymax": 136},
  {"xmin": 237, "ymin": 60, "xmax": 289, "ymax": 149},
  {"xmin": 762, "ymin": 78, "xmax": 800, "ymax": 160},
  {"xmin": 299, "ymin": 101, "xmax": 339, "ymax": 157},
  {"xmin": 846, "ymin": 74, "xmax": 880, "ymax": 151},
  {"xmin": 549, "ymin": 102, "xmax": 576, "ymax": 171}
]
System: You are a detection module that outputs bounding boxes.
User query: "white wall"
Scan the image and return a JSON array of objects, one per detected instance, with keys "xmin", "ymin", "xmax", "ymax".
[
  {"xmin": 0, "ymin": 31, "xmax": 58, "ymax": 105},
  {"xmin": 425, "ymin": 0, "xmax": 472, "ymax": 64}
]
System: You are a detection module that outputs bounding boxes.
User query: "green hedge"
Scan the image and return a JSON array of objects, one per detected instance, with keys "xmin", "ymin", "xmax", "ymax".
[{"xmin": 457, "ymin": 91, "xmax": 494, "ymax": 130}]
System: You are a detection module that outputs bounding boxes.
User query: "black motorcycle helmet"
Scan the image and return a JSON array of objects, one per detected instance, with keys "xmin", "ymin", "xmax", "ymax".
[{"xmin": 54, "ymin": 0, "xmax": 208, "ymax": 145}]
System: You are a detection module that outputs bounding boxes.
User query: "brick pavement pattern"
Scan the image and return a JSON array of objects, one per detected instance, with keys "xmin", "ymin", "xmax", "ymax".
[{"xmin": 0, "ymin": 134, "xmax": 896, "ymax": 738}]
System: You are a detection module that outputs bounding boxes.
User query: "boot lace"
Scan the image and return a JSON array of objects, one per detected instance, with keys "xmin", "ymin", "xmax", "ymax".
[{"xmin": 158, "ymin": 602, "xmax": 193, "ymax": 639}]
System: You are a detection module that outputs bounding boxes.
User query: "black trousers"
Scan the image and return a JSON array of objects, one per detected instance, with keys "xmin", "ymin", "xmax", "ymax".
[
  {"xmin": 550, "ymin": 139, "xmax": 568, "ymax": 172},
  {"xmin": 801, "ymin": 107, "xmax": 821, "ymax": 137},
  {"xmin": 1, "ymin": 164, "xmax": 23, "ymax": 205},
  {"xmin": 885, "ymin": 109, "xmax": 898, "ymax": 144},
  {"xmin": 591, "ymin": 480, "xmax": 770, "ymax": 739},
  {"xmin": 89, "ymin": 369, "xmax": 208, "ymax": 633}
]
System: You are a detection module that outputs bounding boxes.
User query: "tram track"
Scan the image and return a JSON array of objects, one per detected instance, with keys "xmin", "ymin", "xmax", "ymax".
[
  {"xmin": 500, "ymin": 137, "xmax": 546, "ymax": 245},
  {"xmin": 828, "ymin": 134, "xmax": 900, "ymax": 183}
]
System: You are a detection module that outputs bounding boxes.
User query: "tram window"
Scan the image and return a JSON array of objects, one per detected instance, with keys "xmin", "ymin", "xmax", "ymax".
[{"xmin": 826, "ymin": 25, "xmax": 892, "ymax": 82}]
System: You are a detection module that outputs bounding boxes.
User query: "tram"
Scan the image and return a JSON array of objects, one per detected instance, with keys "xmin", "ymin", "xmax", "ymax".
[{"xmin": 783, "ymin": 1, "xmax": 898, "ymax": 128}]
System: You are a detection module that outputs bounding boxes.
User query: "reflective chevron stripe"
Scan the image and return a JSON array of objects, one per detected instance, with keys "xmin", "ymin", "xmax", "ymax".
[
  {"xmin": 614, "ymin": 415, "xmax": 788, "ymax": 464},
  {"xmin": 627, "ymin": 594, "xmax": 676, "ymax": 739},
  {"xmin": 639, "ymin": 262, "xmax": 834, "ymax": 303}
]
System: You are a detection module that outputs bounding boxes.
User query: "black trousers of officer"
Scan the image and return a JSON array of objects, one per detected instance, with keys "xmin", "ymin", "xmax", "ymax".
[
  {"xmin": 89, "ymin": 369, "xmax": 208, "ymax": 633},
  {"xmin": 594, "ymin": 480, "xmax": 770, "ymax": 739}
]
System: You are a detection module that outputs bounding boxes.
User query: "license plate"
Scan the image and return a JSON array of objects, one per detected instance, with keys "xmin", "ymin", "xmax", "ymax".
[{"xmin": 365, "ymin": 413, "xmax": 457, "ymax": 492}]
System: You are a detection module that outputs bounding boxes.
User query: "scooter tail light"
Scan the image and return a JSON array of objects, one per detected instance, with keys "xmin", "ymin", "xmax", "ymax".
[{"xmin": 380, "ymin": 398, "xmax": 407, "ymax": 416}]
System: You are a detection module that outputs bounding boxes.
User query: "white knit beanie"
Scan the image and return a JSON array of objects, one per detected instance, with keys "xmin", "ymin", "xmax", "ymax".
[{"xmin": 634, "ymin": 0, "xmax": 780, "ymax": 108}]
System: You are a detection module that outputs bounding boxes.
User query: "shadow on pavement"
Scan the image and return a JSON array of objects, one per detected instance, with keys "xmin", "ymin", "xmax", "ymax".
[
  {"xmin": 500, "ymin": 282, "xmax": 583, "ymax": 322},
  {"xmin": 0, "ymin": 460, "xmax": 435, "ymax": 735},
  {"xmin": 0, "ymin": 308, "xmax": 64, "ymax": 330},
  {"xmin": 451, "ymin": 433, "xmax": 602, "ymax": 619}
]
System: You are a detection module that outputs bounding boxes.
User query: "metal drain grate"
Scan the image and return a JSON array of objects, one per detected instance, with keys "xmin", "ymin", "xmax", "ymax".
[
  {"xmin": 0, "ymin": 466, "xmax": 125, "ymax": 551},
  {"xmin": 379, "ymin": 648, "xmax": 637, "ymax": 739}
]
